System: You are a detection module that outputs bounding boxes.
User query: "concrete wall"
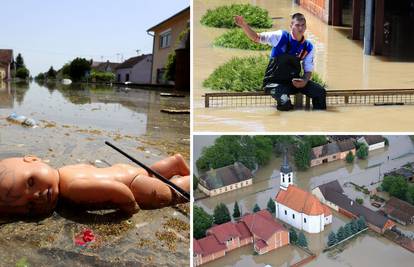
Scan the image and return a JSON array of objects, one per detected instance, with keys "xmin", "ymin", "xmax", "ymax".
[
  {"xmin": 368, "ymin": 142, "xmax": 385, "ymax": 151},
  {"xmin": 150, "ymin": 9, "xmax": 189, "ymax": 84}
]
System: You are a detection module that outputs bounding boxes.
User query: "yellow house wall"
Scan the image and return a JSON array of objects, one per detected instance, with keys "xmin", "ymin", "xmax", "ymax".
[{"xmin": 150, "ymin": 10, "xmax": 189, "ymax": 84}]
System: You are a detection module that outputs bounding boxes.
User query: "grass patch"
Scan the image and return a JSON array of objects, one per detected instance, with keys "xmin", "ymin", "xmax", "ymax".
[
  {"xmin": 203, "ymin": 56, "xmax": 327, "ymax": 92},
  {"xmin": 214, "ymin": 28, "xmax": 270, "ymax": 50},
  {"xmin": 201, "ymin": 4, "xmax": 273, "ymax": 29}
]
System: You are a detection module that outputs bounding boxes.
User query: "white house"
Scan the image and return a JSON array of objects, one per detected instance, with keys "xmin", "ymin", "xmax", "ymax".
[
  {"xmin": 275, "ymin": 151, "xmax": 332, "ymax": 233},
  {"xmin": 115, "ymin": 54, "xmax": 152, "ymax": 84},
  {"xmin": 357, "ymin": 135, "xmax": 385, "ymax": 151}
]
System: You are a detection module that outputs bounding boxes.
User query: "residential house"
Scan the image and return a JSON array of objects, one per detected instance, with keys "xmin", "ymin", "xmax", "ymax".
[
  {"xmin": 382, "ymin": 197, "xmax": 414, "ymax": 226},
  {"xmin": 384, "ymin": 167, "xmax": 414, "ymax": 182},
  {"xmin": 357, "ymin": 135, "xmax": 385, "ymax": 151},
  {"xmin": 275, "ymin": 152, "xmax": 332, "ymax": 233},
  {"xmin": 312, "ymin": 180, "xmax": 396, "ymax": 233},
  {"xmin": 147, "ymin": 7, "xmax": 189, "ymax": 84},
  {"xmin": 115, "ymin": 54, "xmax": 152, "ymax": 84},
  {"xmin": 91, "ymin": 60, "xmax": 119, "ymax": 74},
  {"xmin": 198, "ymin": 162, "xmax": 253, "ymax": 197},
  {"xmin": 336, "ymin": 139, "xmax": 356, "ymax": 159},
  {"xmin": 194, "ymin": 210, "xmax": 289, "ymax": 266},
  {"xmin": 0, "ymin": 49, "xmax": 13, "ymax": 80},
  {"xmin": 310, "ymin": 142, "xmax": 341, "ymax": 167}
]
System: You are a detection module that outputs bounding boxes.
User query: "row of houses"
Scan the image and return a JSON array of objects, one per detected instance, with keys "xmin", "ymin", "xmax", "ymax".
[
  {"xmin": 312, "ymin": 180, "xmax": 396, "ymax": 233},
  {"xmin": 0, "ymin": 49, "xmax": 13, "ymax": 81},
  {"xmin": 310, "ymin": 135, "xmax": 385, "ymax": 167},
  {"xmin": 384, "ymin": 162, "xmax": 414, "ymax": 182},
  {"xmin": 194, "ymin": 210, "xmax": 289, "ymax": 266}
]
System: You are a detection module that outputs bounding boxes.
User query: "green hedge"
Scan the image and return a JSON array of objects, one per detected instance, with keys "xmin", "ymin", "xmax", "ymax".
[
  {"xmin": 214, "ymin": 28, "xmax": 270, "ymax": 50},
  {"xmin": 203, "ymin": 56, "xmax": 327, "ymax": 92},
  {"xmin": 201, "ymin": 4, "xmax": 273, "ymax": 29}
]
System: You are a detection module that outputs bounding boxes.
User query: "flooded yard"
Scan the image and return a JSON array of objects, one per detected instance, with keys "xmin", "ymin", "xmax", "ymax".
[
  {"xmin": 0, "ymin": 81, "xmax": 190, "ymax": 266},
  {"xmin": 193, "ymin": 0, "xmax": 414, "ymax": 132},
  {"xmin": 194, "ymin": 135, "xmax": 414, "ymax": 266}
]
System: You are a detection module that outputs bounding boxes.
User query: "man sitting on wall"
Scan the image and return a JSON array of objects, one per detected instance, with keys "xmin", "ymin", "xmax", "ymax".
[{"xmin": 235, "ymin": 13, "xmax": 326, "ymax": 111}]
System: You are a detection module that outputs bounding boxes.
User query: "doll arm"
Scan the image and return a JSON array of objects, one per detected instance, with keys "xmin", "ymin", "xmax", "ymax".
[
  {"xmin": 63, "ymin": 179, "xmax": 139, "ymax": 215},
  {"xmin": 150, "ymin": 154, "xmax": 190, "ymax": 178},
  {"xmin": 130, "ymin": 174, "xmax": 189, "ymax": 209}
]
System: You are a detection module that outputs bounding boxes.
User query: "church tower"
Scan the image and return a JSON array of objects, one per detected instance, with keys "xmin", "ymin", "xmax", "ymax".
[{"xmin": 280, "ymin": 148, "xmax": 293, "ymax": 190}]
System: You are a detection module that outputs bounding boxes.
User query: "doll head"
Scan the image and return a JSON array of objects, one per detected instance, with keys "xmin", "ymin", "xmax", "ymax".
[{"xmin": 0, "ymin": 156, "xmax": 59, "ymax": 216}]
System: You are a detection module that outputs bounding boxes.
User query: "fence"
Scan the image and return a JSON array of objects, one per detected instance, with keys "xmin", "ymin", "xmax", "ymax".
[{"xmin": 204, "ymin": 89, "xmax": 414, "ymax": 108}]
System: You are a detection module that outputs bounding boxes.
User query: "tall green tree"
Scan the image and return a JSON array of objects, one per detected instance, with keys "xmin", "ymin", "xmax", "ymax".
[
  {"xmin": 356, "ymin": 144, "xmax": 369, "ymax": 159},
  {"xmin": 337, "ymin": 226, "xmax": 345, "ymax": 241},
  {"xmin": 47, "ymin": 66, "xmax": 57, "ymax": 79},
  {"xmin": 327, "ymin": 231, "xmax": 337, "ymax": 246},
  {"xmin": 350, "ymin": 219, "xmax": 359, "ymax": 234},
  {"xmin": 213, "ymin": 203, "xmax": 231, "ymax": 225},
  {"xmin": 302, "ymin": 135, "xmax": 327, "ymax": 147},
  {"xmin": 253, "ymin": 203, "xmax": 260, "ymax": 213},
  {"xmin": 69, "ymin": 57, "xmax": 91, "ymax": 81},
  {"xmin": 345, "ymin": 151, "xmax": 355, "ymax": 163},
  {"xmin": 15, "ymin": 53, "xmax": 25, "ymax": 69},
  {"xmin": 344, "ymin": 223, "xmax": 353, "ymax": 238},
  {"xmin": 15, "ymin": 67, "xmax": 29, "ymax": 79},
  {"xmin": 298, "ymin": 232, "xmax": 308, "ymax": 247},
  {"xmin": 266, "ymin": 198, "xmax": 276, "ymax": 215},
  {"xmin": 252, "ymin": 136, "xmax": 273, "ymax": 166},
  {"xmin": 294, "ymin": 141, "xmax": 311, "ymax": 170},
  {"xmin": 357, "ymin": 216, "xmax": 367, "ymax": 231},
  {"xmin": 233, "ymin": 201, "xmax": 241, "ymax": 219},
  {"xmin": 289, "ymin": 227, "xmax": 298, "ymax": 244},
  {"xmin": 194, "ymin": 206, "xmax": 214, "ymax": 239}
]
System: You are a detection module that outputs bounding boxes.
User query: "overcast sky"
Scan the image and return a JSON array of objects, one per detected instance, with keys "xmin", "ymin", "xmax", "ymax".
[{"xmin": 1, "ymin": 0, "xmax": 189, "ymax": 75}]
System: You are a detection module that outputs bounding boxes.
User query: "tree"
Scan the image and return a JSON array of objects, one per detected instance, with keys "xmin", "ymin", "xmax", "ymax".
[
  {"xmin": 345, "ymin": 151, "xmax": 355, "ymax": 163},
  {"xmin": 15, "ymin": 53, "xmax": 25, "ymax": 69},
  {"xmin": 350, "ymin": 219, "xmax": 359, "ymax": 234},
  {"xmin": 389, "ymin": 176, "xmax": 408, "ymax": 200},
  {"xmin": 193, "ymin": 175, "xmax": 199, "ymax": 191},
  {"xmin": 253, "ymin": 203, "xmax": 260, "ymax": 213},
  {"xmin": 357, "ymin": 216, "xmax": 366, "ymax": 231},
  {"xmin": 298, "ymin": 232, "xmax": 308, "ymax": 247},
  {"xmin": 327, "ymin": 231, "xmax": 337, "ymax": 247},
  {"xmin": 356, "ymin": 144, "xmax": 369, "ymax": 159},
  {"xmin": 69, "ymin": 57, "xmax": 91, "ymax": 81},
  {"xmin": 16, "ymin": 67, "xmax": 29, "ymax": 79},
  {"xmin": 289, "ymin": 227, "xmax": 298, "ymax": 244},
  {"xmin": 356, "ymin": 197, "xmax": 364, "ymax": 205},
  {"xmin": 233, "ymin": 201, "xmax": 241, "ymax": 219},
  {"xmin": 194, "ymin": 206, "xmax": 214, "ymax": 239},
  {"xmin": 302, "ymin": 135, "xmax": 327, "ymax": 147},
  {"xmin": 252, "ymin": 136, "xmax": 273, "ymax": 166},
  {"xmin": 47, "ymin": 66, "xmax": 57, "ymax": 79},
  {"xmin": 267, "ymin": 198, "xmax": 276, "ymax": 215},
  {"xmin": 344, "ymin": 223, "xmax": 353, "ymax": 238},
  {"xmin": 35, "ymin": 73, "xmax": 45, "ymax": 81},
  {"xmin": 337, "ymin": 226, "xmax": 345, "ymax": 241},
  {"xmin": 213, "ymin": 203, "xmax": 231, "ymax": 225},
  {"xmin": 294, "ymin": 141, "xmax": 311, "ymax": 171}
]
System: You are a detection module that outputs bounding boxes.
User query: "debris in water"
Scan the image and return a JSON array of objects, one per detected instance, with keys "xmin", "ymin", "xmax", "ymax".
[{"xmin": 74, "ymin": 228, "xmax": 95, "ymax": 246}]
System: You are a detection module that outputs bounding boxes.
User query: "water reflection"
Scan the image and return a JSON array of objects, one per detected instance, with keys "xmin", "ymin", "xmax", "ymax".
[{"xmin": 0, "ymin": 81, "xmax": 189, "ymax": 138}]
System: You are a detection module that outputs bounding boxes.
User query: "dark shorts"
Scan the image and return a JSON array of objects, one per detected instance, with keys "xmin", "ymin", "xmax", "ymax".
[{"xmin": 266, "ymin": 80, "xmax": 327, "ymax": 110}]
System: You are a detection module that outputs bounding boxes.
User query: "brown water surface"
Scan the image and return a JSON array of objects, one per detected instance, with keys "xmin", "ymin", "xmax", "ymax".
[{"xmin": 194, "ymin": 0, "xmax": 414, "ymax": 131}]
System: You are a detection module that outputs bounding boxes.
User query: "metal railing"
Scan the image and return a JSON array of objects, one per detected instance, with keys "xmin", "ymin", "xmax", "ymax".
[{"xmin": 204, "ymin": 89, "xmax": 414, "ymax": 108}]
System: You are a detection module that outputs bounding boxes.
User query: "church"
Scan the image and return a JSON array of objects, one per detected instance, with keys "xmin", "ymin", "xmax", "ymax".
[{"xmin": 274, "ymin": 151, "xmax": 332, "ymax": 233}]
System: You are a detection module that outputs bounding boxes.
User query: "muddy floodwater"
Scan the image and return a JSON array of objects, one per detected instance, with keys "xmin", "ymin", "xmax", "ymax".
[
  {"xmin": 0, "ymin": 81, "xmax": 190, "ymax": 266},
  {"xmin": 193, "ymin": 0, "xmax": 414, "ymax": 132},
  {"xmin": 194, "ymin": 135, "xmax": 414, "ymax": 266}
]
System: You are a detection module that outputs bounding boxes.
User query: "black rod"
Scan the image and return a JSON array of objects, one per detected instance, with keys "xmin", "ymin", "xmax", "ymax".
[{"xmin": 105, "ymin": 141, "xmax": 190, "ymax": 201}]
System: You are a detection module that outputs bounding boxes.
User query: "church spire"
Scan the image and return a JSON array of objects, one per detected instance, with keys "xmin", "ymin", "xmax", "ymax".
[{"xmin": 280, "ymin": 148, "xmax": 293, "ymax": 190}]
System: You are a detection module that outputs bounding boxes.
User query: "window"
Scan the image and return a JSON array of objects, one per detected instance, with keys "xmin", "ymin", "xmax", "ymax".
[
  {"xmin": 125, "ymin": 73, "xmax": 129, "ymax": 82},
  {"xmin": 288, "ymin": 177, "xmax": 291, "ymax": 183},
  {"xmin": 283, "ymin": 177, "xmax": 285, "ymax": 183},
  {"xmin": 304, "ymin": 218, "xmax": 307, "ymax": 223},
  {"xmin": 292, "ymin": 214, "xmax": 295, "ymax": 219},
  {"xmin": 159, "ymin": 30, "xmax": 172, "ymax": 48},
  {"xmin": 230, "ymin": 185, "xmax": 233, "ymax": 189},
  {"xmin": 284, "ymin": 210, "xmax": 287, "ymax": 215}
]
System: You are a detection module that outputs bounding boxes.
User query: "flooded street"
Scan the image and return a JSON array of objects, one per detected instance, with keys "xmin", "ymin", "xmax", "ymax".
[
  {"xmin": 0, "ymin": 81, "xmax": 190, "ymax": 266},
  {"xmin": 195, "ymin": 135, "xmax": 414, "ymax": 266},
  {"xmin": 193, "ymin": 0, "xmax": 414, "ymax": 132}
]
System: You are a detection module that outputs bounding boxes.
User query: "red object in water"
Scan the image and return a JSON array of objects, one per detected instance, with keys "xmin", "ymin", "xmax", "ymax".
[{"xmin": 75, "ymin": 228, "xmax": 95, "ymax": 246}]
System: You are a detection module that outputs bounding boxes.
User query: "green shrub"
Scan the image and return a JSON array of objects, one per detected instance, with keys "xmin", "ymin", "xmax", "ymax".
[
  {"xmin": 203, "ymin": 56, "xmax": 327, "ymax": 92},
  {"xmin": 345, "ymin": 151, "xmax": 355, "ymax": 163},
  {"xmin": 203, "ymin": 55, "xmax": 268, "ymax": 92},
  {"xmin": 214, "ymin": 28, "xmax": 270, "ymax": 50},
  {"xmin": 16, "ymin": 67, "xmax": 29, "ymax": 79},
  {"xmin": 90, "ymin": 70, "xmax": 115, "ymax": 83},
  {"xmin": 356, "ymin": 197, "xmax": 364, "ymax": 205},
  {"xmin": 201, "ymin": 4, "xmax": 273, "ymax": 29}
]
